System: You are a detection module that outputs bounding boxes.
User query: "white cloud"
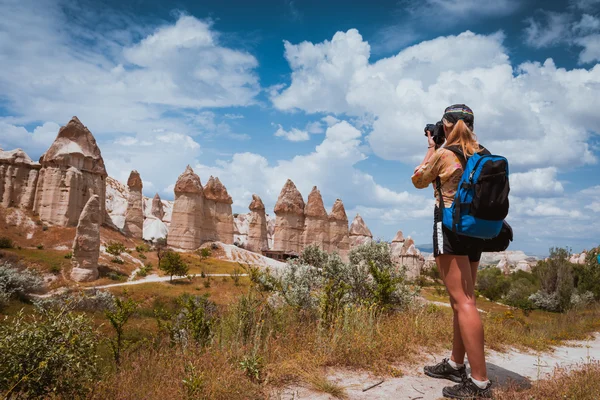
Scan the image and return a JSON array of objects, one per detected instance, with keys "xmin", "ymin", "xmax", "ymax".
[
  {"xmin": 371, "ymin": 0, "xmax": 520, "ymax": 54},
  {"xmin": 523, "ymin": 8, "xmax": 600, "ymax": 64},
  {"xmin": 306, "ymin": 121, "xmax": 324, "ymax": 134},
  {"xmin": 586, "ymin": 201, "xmax": 600, "ymax": 212},
  {"xmin": 571, "ymin": 0, "xmax": 600, "ymax": 11},
  {"xmin": 411, "ymin": 0, "xmax": 520, "ymax": 16},
  {"xmin": 524, "ymin": 11, "xmax": 573, "ymax": 48},
  {"xmin": 0, "ymin": 122, "xmax": 60, "ymax": 157},
  {"xmin": 271, "ymin": 30, "xmax": 599, "ymax": 171},
  {"xmin": 322, "ymin": 116, "xmax": 340, "ymax": 126},
  {"xmin": 273, "ymin": 124, "xmax": 310, "ymax": 142},
  {"xmin": 0, "ymin": 1, "xmax": 260, "ymax": 136},
  {"xmin": 573, "ymin": 14, "xmax": 600, "ymax": 33},
  {"xmin": 575, "ymin": 34, "xmax": 600, "ymax": 63},
  {"xmin": 193, "ymin": 121, "xmax": 430, "ymax": 228},
  {"xmin": 511, "ymin": 168, "xmax": 564, "ymax": 197}
]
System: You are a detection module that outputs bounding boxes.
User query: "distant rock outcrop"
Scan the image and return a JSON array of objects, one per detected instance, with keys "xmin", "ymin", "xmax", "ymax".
[
  {"xmin": 273, "ymin": 179, "xmax": 305, "ymax": 253},
  {"xmin": 390, "ymin": 230, "xmax": 406, "ymax": 258},
  {"xmin": 124, "ymin": 170, "xmax": 143, "ymax": 238},
  {"xmin": 328, "ymin": 199, "xmax": 350, "ymax": 260},
  {"xmin": 151, "ymin": 193, "xmax": 165, "ymax": 220},
  {"xmin": 0, "ymin": 148, "xmax": 41, "ymax": 209},
  {"xmin": 302, "ymin": 186, "xmax": 330, "ymax": 250},
  {"xmin": 246, "ymin": 194, "xmax": 269, "ymax": 253},
  {"xmin": 349, "ymin": 214, "xmax": 372, "ymax": 248},
  {"xmin": 33, "ymin": 117, "xmax": 107, "ymax": 226},
  {"xmin": 70, "ymin": 195, "xmax": 100, "ymax": 282},
  {"xmin": 203, "ymin": 176, "xmax": 234, "ymax": 244},
  {"xmin": 168, "ymin": 166, "xmax": 204, "ymax": 250},
  {"xmin": 390, "ymin": 232, "xmax": 424, "ymax": 280},
  {"xmin": 570, "ymin": 252, "xmax": 587, "ymax": 265}
]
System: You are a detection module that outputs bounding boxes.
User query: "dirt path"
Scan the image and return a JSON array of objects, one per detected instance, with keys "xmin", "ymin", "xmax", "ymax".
[
  {"xmin": 276, "ymin": 334, "xmax": 600, "ymax": 399},
  {"xmin": 91, "ymin": 273, "xmax": 249, "ymax": 289}
]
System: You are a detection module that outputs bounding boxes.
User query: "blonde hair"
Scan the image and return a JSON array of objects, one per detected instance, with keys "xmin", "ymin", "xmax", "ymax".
[{"xmin": 443, "ymin": 119, "xmax": 480, "ymax": 157}]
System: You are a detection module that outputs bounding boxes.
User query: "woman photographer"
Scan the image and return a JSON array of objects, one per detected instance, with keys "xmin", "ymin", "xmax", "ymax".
[{"xmin": 411, "ymin": 104, "xmax": 492, "ymax": 399}]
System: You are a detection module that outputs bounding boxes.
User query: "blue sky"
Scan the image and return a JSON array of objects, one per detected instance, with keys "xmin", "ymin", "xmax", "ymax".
[{"xmin": 1, "ymin": 0, "xmax": 599, "ymax": 255}]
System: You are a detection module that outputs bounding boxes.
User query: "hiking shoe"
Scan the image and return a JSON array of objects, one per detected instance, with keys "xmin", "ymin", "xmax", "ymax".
[
  {"xmin": 423, "ymin": 358, "xmax": 466, "ymax": 383},
  {"xmin": 442, "ymin": 377, "xmax": 493, "ymax": 399}
]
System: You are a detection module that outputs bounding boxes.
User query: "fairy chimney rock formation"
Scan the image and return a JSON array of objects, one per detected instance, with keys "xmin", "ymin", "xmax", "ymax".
[
  {"xmin": 390, "ymin": 230, "xmax": 406, "ymax": 257},
  {"xmin": 0, "ymin": 148, "xmax": 41, "ymax": 209},
  {"xmin": 70, "ymin": 195, "xmax": 101, "ymax": 282},
  {"xmin": 246, "ymin": 194, "xmax": 269, "ymax": 252},
  {"xmin": 349, "ymin": 214, "xmax": 373, "ymax": 248},
  {"xmin": 151, "ymin": 193, "xmax": 165, "ymax": 220},
  {"xmin": 168, "ymin": 166, "xmax": 204, "ymax": 250},
  {"xmin": 33, "ymin": 117, "xmax": 107, "ymax": 226},
  {"xmin": 273, "ymin": 179, "xmax": 305, "ymax": 253},
  {"xmin": 328, "ymin": 199, "xmax": 350, "ymax": 260},
  {"xmin": 302, "ymin": 186, "xmax": 330, "ymax": 250},
  {"xmin": 203, "ymin": 176, "xmax": 234, "ymax": 244},
  {"xmin": 400, "ymin": 236, "xmax": 416, "ymax": 256},
  {"xmin": 123, "ymin": 170, "xmax": 144, "ymax": 238}
]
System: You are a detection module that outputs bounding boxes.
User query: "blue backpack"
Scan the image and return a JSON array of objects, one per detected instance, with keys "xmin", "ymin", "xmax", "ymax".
[{"xmin": 436, "ymin": 146, "xmax": 510, "ymax": 239}]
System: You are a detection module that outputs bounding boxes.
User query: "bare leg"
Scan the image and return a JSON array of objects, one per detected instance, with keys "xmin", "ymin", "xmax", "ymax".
[
  {"xmin": 449, "ymin": 261, "xmax": 479, "ymax": 365},
  {"xmin": 437, "ymin": 256, "xmax": 487, "ymax": 381}
]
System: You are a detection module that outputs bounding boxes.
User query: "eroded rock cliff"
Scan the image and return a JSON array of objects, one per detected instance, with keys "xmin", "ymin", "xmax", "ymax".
[
  {"xmin": 246, "ymin": 194, "xmax": 269, "ymax": 253},
  {"xmin": 33, "ymin": 117, "xmax": 107, "ymax": 226},
  {"xmin": 123, "ymin": 170, "xmax": 143, "ymax": 238},
  {"xmin": 70, "ymin": 195, "xmax": 100, "ymax": 282},
  {"xmin": 273, "ymin": 179, "xmax": 305, "ymax": 253},
  {"xmin": 0, "ymin": 148, "xmax": 41, "ymax": 209},
  {"xmin": 168, "ymin": 166, "xmax": 204, "ymax": 250}
]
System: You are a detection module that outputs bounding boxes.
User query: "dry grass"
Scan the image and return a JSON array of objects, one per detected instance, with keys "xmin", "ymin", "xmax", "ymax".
[
  {"xmin": 495, "ymin": 361, "xmax": 600, "ymax": 400},
  {"xmin": 423, "ymin": 286, "xmax": 600, "ymax": 352},
  {"xmin": 93, "ymin": 345, "xmax": 264, "ymax": 400},
  {"xmin": 107, "ymin": 277, "xmax": 251, "ymax": 307}
]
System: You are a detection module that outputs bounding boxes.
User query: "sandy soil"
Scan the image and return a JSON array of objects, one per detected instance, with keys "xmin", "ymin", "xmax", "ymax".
[{"xmin": 275, "ymin": 334, "xmax": 600, "ymax": 399}]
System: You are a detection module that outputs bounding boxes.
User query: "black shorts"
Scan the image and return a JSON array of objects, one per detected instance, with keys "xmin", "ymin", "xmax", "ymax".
[{"xmin": 432, "ymin": 207, "xmax": 483, "ymax": 263}]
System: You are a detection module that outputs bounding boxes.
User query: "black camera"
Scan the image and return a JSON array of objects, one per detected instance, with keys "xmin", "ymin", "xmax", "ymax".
[{"xmin": 424, "ymin": 121, "xmax": 446, "ymax": 147}]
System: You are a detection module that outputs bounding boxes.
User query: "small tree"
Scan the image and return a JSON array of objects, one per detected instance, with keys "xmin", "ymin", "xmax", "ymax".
[
  {"xmin": 160, "ymin": 251, "xmax": 189, "ymax": 282},
  {"xmin": 105, "ymin": 293, "xmax": 139, "ymax": 366},
  {"xmin": 154, "ymin": 237, "xmax": 168, "ymax": 266},
  {"xmin": 198, "ymin": 247, "xmax": 211, "ymax": 261}
]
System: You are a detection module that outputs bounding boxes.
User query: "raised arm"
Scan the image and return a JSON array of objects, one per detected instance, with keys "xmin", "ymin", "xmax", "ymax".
[{"xmin": 412, "ymin": 132, "xmax": 440, "ymax": 189}]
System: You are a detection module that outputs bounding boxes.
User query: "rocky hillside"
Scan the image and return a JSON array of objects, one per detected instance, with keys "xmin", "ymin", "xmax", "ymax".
[{"xmin": 105, "ymin": 176, "xmax": 173, "ymax": 241}]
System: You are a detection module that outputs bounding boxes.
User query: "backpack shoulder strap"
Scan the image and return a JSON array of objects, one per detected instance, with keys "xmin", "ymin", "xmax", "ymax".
[
  {"xmin": 445, "ymin": 144, "xmax": 491, "ymax": 168},
  {"xmin": 444, "ymin": 145, "xmax": 467, "ymax": 169}
]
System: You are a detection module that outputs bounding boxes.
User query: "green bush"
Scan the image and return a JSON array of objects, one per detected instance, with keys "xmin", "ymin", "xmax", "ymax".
[
  {"xmin": 136, "ymin": 263, "xmax": 153, "ymax": 278},
  {"xmin": 64, "ymin": 251, "xmax": 73, "ymax": 259},
  {"xmin": 155, "ymin": 294, "xmax": 216, "ymax": 348},
  {"xmin": 504, "ymin": 278, "xmax": 537, "ymax": 310},
  {"xmin": 0, "ymin": 262, "xmax": 45, "ymax": 309},
  {"xmin": 198, "ymin": 247, "xmax": 212, "ymax": 260},
  {"xmin": 531, "ymin": 247, "xmax": 575, "ymax": 312},
  {"xmin": 476, "ymin": 267, "xmax": 510, "ymax": 301},
  {"xmin": 0, "ymin": 237, "xmax": 13, "ymax": 249},
  {"xmin": 111, "ymin": 256, "xmax": 125, "ymax": 265},
  {"xmin": 573, "ymin": 246, "xmax": 600, "ymax": 301},
  {"xmin": 273, "ymin": 242, "xmax": 416, "ymax": 319},
  {"xmin": 108, "ymin": 272, "xmax": 125, "ymax": 281},
  {"xmin": 106, "ymin": 241, "xmax": 126, "ymax": 256},
  {"xmin": 0, "ymin": 307, "xmax": 98, "ymax": 398},
  {"xmin": 135, "ymin": 244, "xmax": 151, "ymax": 253},
  {"xmin": 36, "ymin": 244, "xmax": 44, "ymax": 250}
]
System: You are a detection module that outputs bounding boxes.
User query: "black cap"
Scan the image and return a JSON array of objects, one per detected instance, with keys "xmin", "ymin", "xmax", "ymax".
[{"xmin": 443, "ymin": 104, "xmax": 474, "ymax": 129}]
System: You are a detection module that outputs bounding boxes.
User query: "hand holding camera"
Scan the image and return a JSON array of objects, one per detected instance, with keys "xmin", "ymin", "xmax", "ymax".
[{"xmin": 424, "ymin": 121, "xmax": 446, "ymax": 148}]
